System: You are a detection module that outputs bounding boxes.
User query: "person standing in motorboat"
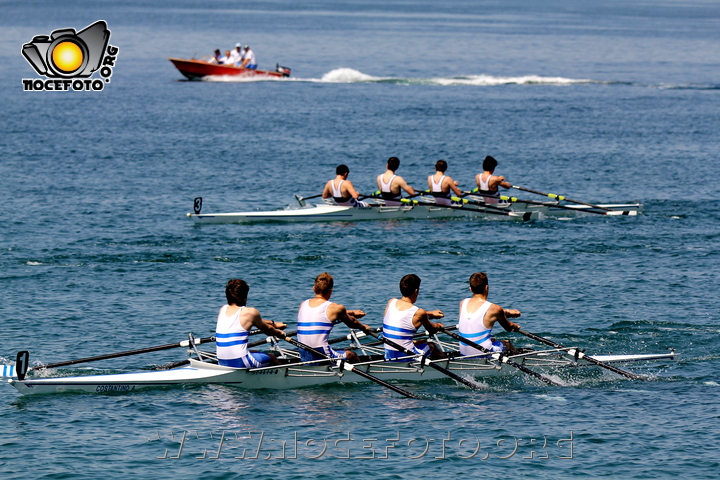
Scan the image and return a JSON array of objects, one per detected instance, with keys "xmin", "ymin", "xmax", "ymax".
[
  {"xmin": 229, "ymin": 43, "xmax": 243, "ymax": 65},
  {"xmin": 427, "ymin": 159, "xmax": 463, "ymax": 206},
  {"xmin": 475, "ymin": 155, "xmax": 511, "ymax": 204},
  {"xmin": 240, "ymin": 45, "xmax": 257, "ymax": 69},
  {"xmin": 322, "ymin": 164, "xmax": 369, "ymax": 207},
  {"xmin": 377, "ymin": 157, "xmax": 417, "ymax": 206}
]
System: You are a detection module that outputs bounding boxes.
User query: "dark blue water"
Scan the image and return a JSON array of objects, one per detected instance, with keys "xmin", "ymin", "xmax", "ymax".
[{"xmin": 1, "ymin": 1, "xmax": 719, "ymax": 478}]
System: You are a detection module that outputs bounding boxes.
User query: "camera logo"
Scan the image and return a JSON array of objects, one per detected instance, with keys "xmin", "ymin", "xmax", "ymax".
[{"xmin": 22, "ymin": 20, "xmax": 119, "ymax": 91}]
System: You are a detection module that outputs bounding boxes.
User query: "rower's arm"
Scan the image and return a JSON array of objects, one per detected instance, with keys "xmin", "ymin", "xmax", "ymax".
[
  {"xmin": 248, "ymin": 310, "xmax": 286, "ymax": 337},
  {"xmin": 414, "ymin": 308, "xmax": 444, "ymax": 334},
  {"xmin": 446, "ymin": 176, "xmax": 463, "ymax": 196},
  {"xmin": 330, "ymin": 303, "xmax": 370, "ymax": 331},
  {"xmin": 493, "ymin": 175, "xmax": 511, "ymax": 190},
  {"xmin": 492, "ymin": 305, "xmax": 521, "ymax": 332},
  {"xmin": 397, "ymin": 177, "xmax": 416, "ymax": 196},
  {"xmin": 345, "ymin": 181, "xmax": 361, "ymax": 199},
  {"xmin": 321, "ymin": 181, "xmax": 333, "ymax": 199}
]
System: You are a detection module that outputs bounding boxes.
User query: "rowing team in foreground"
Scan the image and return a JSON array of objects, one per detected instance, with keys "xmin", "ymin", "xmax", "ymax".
[
  {"xmin": 216, "ymin": 272, "xmax": 521, "ymax": 369},
  {"xmin": 322, "ymin": 155, "xmax": 510, "ymax": 208}
]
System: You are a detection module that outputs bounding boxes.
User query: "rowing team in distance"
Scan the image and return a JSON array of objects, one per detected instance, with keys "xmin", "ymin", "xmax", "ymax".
[
  {"xmin": 216, "ymin": 272, "xmax": 521, "ymax": 369},
  {"xmin": 323, "ymin": 155, "xmax": 510, "ymax": 207}
]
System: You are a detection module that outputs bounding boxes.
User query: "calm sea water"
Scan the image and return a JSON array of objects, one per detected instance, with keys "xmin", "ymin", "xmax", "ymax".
[{"xmin": 1, "ymin": 1, "xmax": 719, "ymax": 478}]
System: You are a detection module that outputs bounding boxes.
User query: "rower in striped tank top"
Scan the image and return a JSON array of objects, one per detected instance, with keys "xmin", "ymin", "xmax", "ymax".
[
  {"xmin": 296, "ymin": 272, "xmax": 369, "ymax": 363},
  {"xmin": 457, "ymin": 272, "xmax": 521, "ymax": 356},
  {"xmin": 382, "ymin": 274, "xmax": 446, "ymax": 361},
  {"xmin": 216, "ymin": 279, "xmax": 287, "ymax": 368}
]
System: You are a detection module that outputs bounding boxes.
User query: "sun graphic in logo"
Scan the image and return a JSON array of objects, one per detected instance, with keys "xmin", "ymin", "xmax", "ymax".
[{"xmin": 51, "ymin": 41, "xmax": 84, "ymax": 73}]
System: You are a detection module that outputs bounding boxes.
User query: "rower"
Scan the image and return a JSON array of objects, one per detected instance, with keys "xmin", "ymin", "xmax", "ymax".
[
  {"xmin": 215, "ymin": 279, "xmax": 287, "ymax": 368},
  {"xmin": 475, "ymin": 155, "xmax": 511, "ymax": 204},
  {"xmin": 377, "ymin": 156, "xmax": 416, "ymax": 206},
  {"xmin": 457, "ymin": 272, "xmax": 521, "ymax": 357},
  {"xmin": 382, "ymin": 274, "xmax": 445, "ymax": 361},
  {"xmin": 239, "ymin": 45, "xmax": 257, "ymax": 69},
  {"xmin": 427, "ymin": 159, "xmax": 462, "ymax": 206},
  {"xmin": 296, "ymin": 272, "xmax": 370, "ymax": 363},
  {"xmin": 322, "ymin": 164, "xmax": 369, "ymax": 207}
]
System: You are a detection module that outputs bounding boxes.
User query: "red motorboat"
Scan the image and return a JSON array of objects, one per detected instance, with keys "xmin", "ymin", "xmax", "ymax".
[{"xmin": 169, "ymin": 57, "xmax": 291, "ymax": 80}]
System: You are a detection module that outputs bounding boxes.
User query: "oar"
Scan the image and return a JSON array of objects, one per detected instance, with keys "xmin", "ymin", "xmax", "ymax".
[
  {"xmin": 3, "ymin": 336, "xmax": 217, "ymax": 378},
  {"xmin": 463, "ymin": 190, "xmax": 634, "ymax": 216},
  {"xmin": 359, "ymin": 328, "xmax": 484, "ymax": 390},
  {"xmin": 517, "ymin": 330, "xmax": 646, "ymax": 381},
  {"xmin": 510, "ymin": 185, "xmax": 614, "ymax": 212},
  {"xmin": 400, "ymin": 198, "xmax": 535, "ymax": 220},
  {"xmin": 276, "ymin": 334, "xmax": 421, "ymax": 399},
  {"xmin": 438, "ymin": 327, "xmax": 563, "ymax": 386}
]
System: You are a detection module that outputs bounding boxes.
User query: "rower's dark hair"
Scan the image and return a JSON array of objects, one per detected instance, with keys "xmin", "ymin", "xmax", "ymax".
[
  {"xmin": 226, "ymin": 279, "xmax": 250, "ymax": 305},
  {"xmin": 314, "ymin": 272, "xmax": 334, "ymax": 295},
  {"xmin": 469, "ymin": 272, "xmax": 488, "ymax": 294},
  {"xmin": 483, "ymin": 155, "xmax": 498, "ymax": 171},
  {"xmin": 336, "ymin": 164, "xmax": 349, "ymax": 175},
  {"xmin": 387, "ymin": 157, "xmax": 400, "ymax": 171},
  {"xmin": 435, "ymin": 160, "xmax": 447, "ymax": 172},
  {"xmin": 399, "ymin": 274, "xmax": 421, "ymax": 297}
]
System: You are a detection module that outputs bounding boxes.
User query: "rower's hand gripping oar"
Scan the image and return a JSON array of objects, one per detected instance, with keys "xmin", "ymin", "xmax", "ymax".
[
  {"xmin": 517, "ymin": 329, "xmax": 646, "ymax": 381},
  {"xmin": 359, "ymin": 327, "xmax": 486, "ymax": 390},
  {"xmin": 275, "ymin": 334, "xmax": 421, "ymax": 399},
  {"xmin": 438, "ymin": 327, "xmax": 563, "ymax": 387}
]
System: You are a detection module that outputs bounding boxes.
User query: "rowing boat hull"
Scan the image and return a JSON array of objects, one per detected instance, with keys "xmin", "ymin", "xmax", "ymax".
[
  {"xmin": 168, "ymin": 58, "xmax": 288, "ymax": 80},
  {"xmin": 186, "ymin": 201, "xmax": 641, "ymax": 224},
  {"xmin": 8, "ymin": 352, "xmax": 676, "ymax": 396},
  {"xmin": 187, "ymin": 203, "xmax": 542, "ymax": 224}
]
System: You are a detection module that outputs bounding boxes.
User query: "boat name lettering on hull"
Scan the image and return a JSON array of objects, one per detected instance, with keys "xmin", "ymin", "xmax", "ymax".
[
  {"xmin": 96, "ymin": 384, "xmax": 136, "ymax": 393},
  {"xmin": 250, "ymin": 369, "xmax": 279, "ymax": 375}
]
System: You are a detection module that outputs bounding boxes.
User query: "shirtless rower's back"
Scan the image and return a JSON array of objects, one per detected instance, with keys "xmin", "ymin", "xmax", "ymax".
[{"xmin": 377, "ymin": 157, "xmax": 416, "ymax": 206}]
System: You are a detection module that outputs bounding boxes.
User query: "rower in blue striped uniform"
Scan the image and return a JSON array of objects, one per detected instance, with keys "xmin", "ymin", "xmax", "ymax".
[
  {"xmin": 377, "ymin": 156, "xmax": 417, "ymax": 206},
  {"xmin": 296, "ymin": 272, "xmax": 370, "ymax": 363},
  {"xmin": 215, "ymin": 279, "xmax": 287, "ymax": 368},
  {"xmin": 427, "ymin": 159, "xmax": 463, "ymax": 206},
  {"xmin": 457, "ymin": 272, "xmax": 521, "ymax": 356},
  {"xmin": 382, "ymin": 274, "xmax": 446, "ymax": 361},
  {"xmin": 322, "ymin": 164, "xmax": 369, "ymax": 207}
]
